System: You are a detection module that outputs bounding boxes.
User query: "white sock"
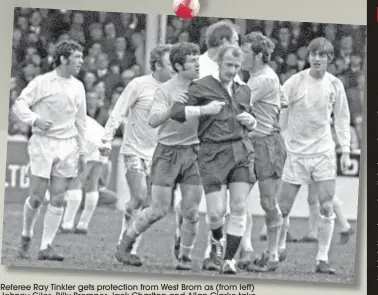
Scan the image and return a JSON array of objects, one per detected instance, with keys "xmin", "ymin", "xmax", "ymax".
[
  {"xmin": 333, "ymin": 195, "xmax": 351, "ymax": 232},
  {"xmin": 77, "ymin": 191, "xmax": 99, "ymax": 230},
  {"xmin": 40, "ymin": 204, "xmax": 64, "ymax": 250},
  {"xmin": 241, "ymin": 214, "xmax": 253, "ymax": 251},
  {"xmin": 278, "ymin": 216, "xmax": 290, "ymax": 251},
  {"xmin": 175, "ymin": 202, "xmax": 182, "ymax": 238},
  {"xmin": 22, "ymin": 197, "xmax": 41, "ymax": 238},
  {"xmin": 308, "ymin": 203, "xmax": 320, "ymax": 238},
  {"xmin": 61, "ymin": 189, "xmax": 82, "ymax": 229},
  {"xmin": 260, "ymin": 223, "xmax": 267, "ymax": 236},
  {"xmin": 118, "ymin": 209, "xmax": 139, "ymax": 243},
  {"xmin": 316, "ymin": 214, "xmax": 335, "ymax": 262},
  {"xmin": 131, "ymin": 234, "xmax": 143, "ymax": 255}
]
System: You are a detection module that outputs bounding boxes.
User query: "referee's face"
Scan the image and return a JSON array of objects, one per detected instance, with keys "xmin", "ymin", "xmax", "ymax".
[{"xmin": 219, "ymin": 51, "xmax": 242, "ymax": 83}]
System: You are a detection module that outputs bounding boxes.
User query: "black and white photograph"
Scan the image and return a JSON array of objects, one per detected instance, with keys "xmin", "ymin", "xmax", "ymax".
[{"xmin": 1, "ymin": 6, "xmax": 365, "ymax": 285}]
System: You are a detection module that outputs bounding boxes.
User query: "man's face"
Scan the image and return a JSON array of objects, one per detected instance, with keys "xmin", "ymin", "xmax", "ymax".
[
  {"xmin": 66, "ymin": 50, "xmax": 84, "ymax": 76},
  {"xmin": 219, "ymin": 50, "xmax": 243, "ymax": 83}
]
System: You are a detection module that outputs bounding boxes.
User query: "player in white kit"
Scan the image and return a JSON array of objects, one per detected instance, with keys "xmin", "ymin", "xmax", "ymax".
[
  {"xmin": 99, "ymin": 44, "xmax": 175, "ymax": 266},
  {"xmin": 277, "ymin": 37, "xmax": 352, "ymax": 274},
  {"xmin": 14, "ymin": 40, "xmax": 87, "ymax": 261},
  {"xmin": 60, "ymin": 115, "xmax": 108, "ymax": 234}
]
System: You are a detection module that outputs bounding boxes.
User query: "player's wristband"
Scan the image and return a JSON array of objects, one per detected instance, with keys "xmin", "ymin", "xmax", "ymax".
[{"xmin": 185, "ymin": 106, "xmax": 201, "ymax": 119}]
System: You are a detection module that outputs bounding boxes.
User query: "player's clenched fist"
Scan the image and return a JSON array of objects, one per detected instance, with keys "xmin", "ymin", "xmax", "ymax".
[
  {"xmin": 201, "ymin": 100, "xmax": 226, "ymax": 115},
  {"xmin": 237, "ymin": 112, "xmax": 257, "ymax": 130},
  {"xmin": 33, "ymin": 118, "xmax": 53, "ymax": 131},
  {"xmin": 172, "ymin": 91, "xmax": 189, "ymax": 104},
  {"xmin": 99, "ymin": 140, "xmax": 111, "ymax": 157}
]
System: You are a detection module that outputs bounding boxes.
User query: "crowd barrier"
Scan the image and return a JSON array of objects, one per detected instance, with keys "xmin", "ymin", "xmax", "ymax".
[{"xmin": 4, "ymin": 137, "xmax": 360, "ymax": 220}]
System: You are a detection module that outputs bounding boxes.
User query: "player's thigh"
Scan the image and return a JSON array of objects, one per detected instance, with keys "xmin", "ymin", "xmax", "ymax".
[
  {"xmin": 205, "ymin": 185, "xmax": 228, "ymax": 221},
  {"xmin": 150, "ymin": 185, "xmax": 174, "ymax": 217},
  {"xmin": 179, "ymin": 183, "xmax": 203, "ymax": 220},
  {"xmin": 252, "ymin": 133, "xmax": 286, "ymax": 182},
  {"xmin": 84, "ymin": 161, "xmax": 104, "ymax": 192},
  {"xmin": 307, "ymin": 181, "xmax": 319, "ymax": 205},
  {"xmin": 277, "ymin": 180, "xmax": 301, "ymax": 216},
  {"xmin": 49, "ymin": 175, "xmax": 72, "ymax": 206},
  {"xmin": 313, "ymin": 179, "xmax": 335, "ymax": 215},
  {"xmin": 53, "ymin": 137, "xmax": 79, "ymax": 179},
  {"xmin": 124, "ymin": 154, "xmax": 149, "ymax": 201},
  {"xmin": 68, "ymin": 161, "xmax": 94, "ymax": 190},
  {"xmin": 228, "ymin": 182, "xmax": 253, "ymax": 215},
  {"xmin": 29, "ymin": 174, "xmax": 49, "ymax": 205},
  {"xmin": 28, "ymin": 134, "xmax": 54, "ymax": 179}
]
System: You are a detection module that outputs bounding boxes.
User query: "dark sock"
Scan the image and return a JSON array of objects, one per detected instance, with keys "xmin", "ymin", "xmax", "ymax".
[
  {"xmin": 224, "ymin": 234, "xmax": 242, "ymax": 261},
  {"xmin": 211, "ymin": 226, "xmax": 223, "ymax": 241}
]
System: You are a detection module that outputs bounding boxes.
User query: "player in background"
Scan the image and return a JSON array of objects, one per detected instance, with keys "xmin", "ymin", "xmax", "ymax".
[
  {"xmin": 117, "ymin": 42, "xmax": 203, "ymax": 270},
  {"xmin": 99, "ymin": 44, "xmax": 175, "ymax": 266},
  {"xmin": 13, "ymin": 40, "xmax": 87, "ymax": 261},
  {"xmin": 238, "ymin": 32, "xmax": 287, "ymax": 272},
  {"xmin": 171, "ymin": 44, "xmax": 257, "ymax": 274},
  {"xmin": 60, "ymin": 115, "xmax": 108, "ymax": 234},
  {"xmin": 174, "ymin": 20, "xmax": 253, "ymax": 271},
  {"xmin": 277, "ymin": 37, "xmax": 352, "ymax": 274}
]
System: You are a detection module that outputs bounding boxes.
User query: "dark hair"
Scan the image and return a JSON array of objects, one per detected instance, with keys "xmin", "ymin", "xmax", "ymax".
[
  {"xmin": 170, "ymin": 42, "xmax": 200, "ymax": 73},
  {"xmin": 53, "ymin": 40, "xmax": 83, "ymax": 67},
  {"xmin": 307, "ymin": 37, "xmax": 334, "ymax": 62},
  {"xmin": 206, "ymin": 21, "xmax": 235, "ymax": 48},
  {"xmin": 217, "ymin": 44, "xmax": 243, "ymax": 63},
  {"xmin": 150, "ymin": 44, "xmax": 172, "ymax": 72},
  {"xmin": 242, "ymin": 31, "xmax": 275, "ymax": 63}
]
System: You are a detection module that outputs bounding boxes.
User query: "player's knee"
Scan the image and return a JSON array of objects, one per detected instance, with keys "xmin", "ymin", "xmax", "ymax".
[
  {"xmin": 260, "ymin": 195, "xmax": 276, "ymax": 213},
  {"xmin": 319, "ymin": 200, "xmax": 334, "ymax": 217},
  {"xmin": 149, "ymin": 204, "xmax": 169, "ymax": 223},
  {"xmin": 29, "ymin": 194, "xmax": 43, "ymax": 209},
  {"xmin": 230, "ymin": 199, "xmax": 246, "ymax": 216},
  {"xmin": 50, "ymin": 192, "xmax": 66, "ymax": 207},
  {"xmin": 181, "ymin": 205, "xmax": 199, "ymax": 223}
]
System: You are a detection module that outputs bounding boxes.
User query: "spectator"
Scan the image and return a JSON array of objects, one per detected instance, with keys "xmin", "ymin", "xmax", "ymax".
[
  {"xmin": 83, "ymin": 72, "xmax": 98, "ymax": 91},
  {"xmin": 121, "ymin": 68, "xmax": 137, "ymax": 87},
  {"xmin": 109, "ymin": 37, "xmax": 136, "ymax": 73}
]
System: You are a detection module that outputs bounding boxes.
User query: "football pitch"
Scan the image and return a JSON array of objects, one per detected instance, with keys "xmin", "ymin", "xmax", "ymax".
[{"xmin": 1, "ymin": 177, "xmax": 359, "ymax": 285}]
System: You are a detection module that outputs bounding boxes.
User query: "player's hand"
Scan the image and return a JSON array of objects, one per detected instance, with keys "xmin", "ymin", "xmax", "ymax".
[
  {"xmin": 172, "ymin": 91, "xmax": 189, "ymax": 104},
  {"xmin": 237, "ymin": 112, "xmax": 257, "ymax": 130},
  {"xmin": 34, "ymin": 118, "xmax": 53, "ymax": 131},
  {"xmin": 201, "ymin": 100, "xmax": 226, "ymax": 115},
  {"xmin": 99, "ymin": 140, "xmax": 111, "ymax": 157},
  {"xmin": 340, "ymin": 153, "xmax": 352, "ymax": 172},
  {"xmin": 78, "ymin": 155, "xmax": 86, "ymax": 173}
]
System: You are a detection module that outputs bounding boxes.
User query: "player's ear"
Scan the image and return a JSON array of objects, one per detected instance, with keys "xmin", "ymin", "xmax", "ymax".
[{"xmin": 60, "ymin": 55, "xmax": 68, "ymax": 65}]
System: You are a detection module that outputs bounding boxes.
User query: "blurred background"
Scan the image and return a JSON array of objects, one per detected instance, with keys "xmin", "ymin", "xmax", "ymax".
[{"xmin": 9, "ymin": 8, "xmax": 366, "ymax": 151}]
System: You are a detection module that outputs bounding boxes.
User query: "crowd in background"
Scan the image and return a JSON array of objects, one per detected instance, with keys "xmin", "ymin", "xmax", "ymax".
[{"xmin": 9, "ymin": 8, "xmax": 366, "ymax": 150}]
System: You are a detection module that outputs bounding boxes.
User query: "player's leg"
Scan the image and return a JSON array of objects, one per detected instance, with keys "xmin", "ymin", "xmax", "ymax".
[
  {"xmin": 18, "ymin": 134, "xmax": 52, "ymax": 259},
  {"xmin": 175, "ymin": 145, "xmax": 203, "ymax": 270},
  {"xmin": 333, "ymin": 194, "xmax": 355, "ymax": 244},
  {"xmin": 116, "ymin": 184, "xmax": 173, "ymax": 265},
  {"xmin": 312, "ymin": 151, "xmax": 338, "ymax": 274},
  {"xmin": 118, "ymin": 155, "xmax": 149, "ymax": 245},
  {"xmin": 75, "ymin": 161, "xmax": 104, "ymax": 233},
  {"xmin": 60, "ymin": 163, "xmax": 92, "ymax": 232},
  {"xmin": 38, "ymin": 174, "xmax": 71, "ymax": 261},
  {"xmin": 299, "ymin": 181, "xmax": 320, "ymax": 242}
]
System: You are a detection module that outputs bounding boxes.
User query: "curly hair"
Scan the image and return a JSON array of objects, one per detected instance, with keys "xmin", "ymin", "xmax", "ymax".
[
  {"xmin": 170, "ymin": 42, "xmax": 200, "ymax": 73},
  {"xmin": 53, "ymin": 40, "xmax": 83, "ymax": 67},
  {"xmin": 149, "ymin": 44, "xmax": 172, "ymax": 72},
  {"xmin": 241, "ymin": 31, "xmax": 275, "ymax": 63}
]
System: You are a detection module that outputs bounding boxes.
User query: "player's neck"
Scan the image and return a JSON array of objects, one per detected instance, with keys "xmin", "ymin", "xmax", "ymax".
[
  {"xmin": 176, "ymin": 73, "xmax": 192, "ymax": 86},
  {"xmin": 309, "ymin": 68, "xmax": 326, "ymax": 80},
  {"xmin": 249, "ymin": 62, "xmax": 266, "ymax": 75},
  {"xmin": 152, "ymin": 71, "xmax": 166, "ymax": 83},
  {"xmin": 55, "ymin": 67, "xmax": 72, "ymax": 79},
  {"xmin": 207, "ymin": 48, "xmax": 220, "ymax": 62}
]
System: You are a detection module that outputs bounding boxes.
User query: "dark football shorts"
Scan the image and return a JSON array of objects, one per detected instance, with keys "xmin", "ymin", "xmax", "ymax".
[
  {"xmin": 250, "ymin": 131, "xmax": 287, "ymax": 181},
  {"xmin": 151, "ymin": 143, "xmax": 202, "ymax": 187},
  {"xmin": 198, "ymin": 140, "xmax": 256, "ymax": 195}
]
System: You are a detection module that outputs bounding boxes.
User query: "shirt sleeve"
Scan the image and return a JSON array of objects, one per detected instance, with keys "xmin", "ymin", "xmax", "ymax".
[
  {"xmin": 279, "ymin": 75, "xmax": 295, "ymax": 131},
  {"xmin": 12, "ymin": 77, "xmax": 41, "ymax": 126},
  {"xmin": 170, "ymin": 82, "xmax": 201, "ymax": 123},
  {"xmin": 102, "ymin": 79, "xmax": 139, "ymax": 143},
  {"xmin": 75, "ymin": 83, "xmax": 87, "ymax": 155},
  {"xmin": 149, "ymin": 87, "xmax": 170, "ymax": 120},
  {"xmin": 332, "ymin": 78, "xmax": 351, "ymax": 153}
]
